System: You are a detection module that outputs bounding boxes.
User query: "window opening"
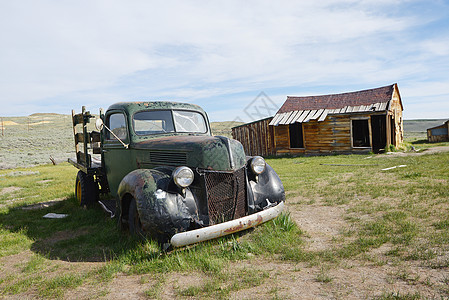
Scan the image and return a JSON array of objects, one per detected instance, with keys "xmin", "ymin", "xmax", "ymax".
[
  {"xmin": 352, "ymin": 119, "xmax": 370, "ymax": 147},
  {"xmin": 107, "ymin": 113, "xmax": 127, "ymax": 140},
  {"xmin": 133, "ymin": 111, "xmax": 174, "ymax": 135},
  {"xmin": 133, "ymin": 110, "xmax": 207, "ymax": 135}
]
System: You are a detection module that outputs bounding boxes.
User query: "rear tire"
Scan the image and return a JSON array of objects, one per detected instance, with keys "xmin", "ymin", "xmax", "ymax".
[
  {"xmin": 128, "ymin": 198, "xmax": 145, "ymax": 237},
  {"xmin": 75, "ymin": 171, "xmax": 97, "ymax": 206}
]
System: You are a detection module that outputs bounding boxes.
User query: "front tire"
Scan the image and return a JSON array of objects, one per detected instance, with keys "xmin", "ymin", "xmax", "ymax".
[{"xmin": 75, "ymin": 171, "xmax": 97, "ymax": 206}]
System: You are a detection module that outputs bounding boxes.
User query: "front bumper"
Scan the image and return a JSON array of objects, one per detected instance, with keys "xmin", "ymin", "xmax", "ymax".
[{"xmin": 170, "ymin": 201, "xmax": 285, "ymax": 247}]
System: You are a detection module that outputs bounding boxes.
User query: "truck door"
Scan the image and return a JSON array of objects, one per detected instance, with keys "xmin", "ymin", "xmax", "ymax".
[{"xmin": 102, "ymin": 110, "xmax": 133, "ymax": 197}]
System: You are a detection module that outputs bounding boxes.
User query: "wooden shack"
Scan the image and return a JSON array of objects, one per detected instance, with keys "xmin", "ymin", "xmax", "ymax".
[
  {"xmin": 427, "ymin": 120, "xmax": 449, "ymax": 142},
  {"xmin": 232, "ymin": 84, "xmax": 404, "ymax": 156}
]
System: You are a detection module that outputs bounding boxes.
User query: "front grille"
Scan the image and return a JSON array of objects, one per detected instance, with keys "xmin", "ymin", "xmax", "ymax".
[
  {"xmin": 149, "ymin": 151, "xmax": 187, "ymax": 166},
  {"xmin": 204, "ymin": 167, "xmax": 247, "ymax": 225}
]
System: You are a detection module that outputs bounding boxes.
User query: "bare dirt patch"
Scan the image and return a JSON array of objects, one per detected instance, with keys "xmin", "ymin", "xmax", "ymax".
[
  {"xmin": 95, "ymin": 274, "xmax": 149, "ymax": 300},
  {"xmin": 0, "ymin": 186, "xmax": 22, "ymax": 195},
  {"xmin": 289, "ymin": 200, "xmax": 348, "ymax": 251},
  {"xmin": 36, "ymin": 179, "xmax": 53, "ymax": 184},
  {"xmin": 384, "ymin": 146, "xmax": 449, "ymax": 157},
  {"xmin": 1, "ymin": 121, "xmax": 19, "ymax": 126}
]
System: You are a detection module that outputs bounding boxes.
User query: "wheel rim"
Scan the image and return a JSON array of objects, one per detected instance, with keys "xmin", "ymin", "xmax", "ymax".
[{"xmin": 76, "ymin": 180, "xmax": 82, "ymax": 204}]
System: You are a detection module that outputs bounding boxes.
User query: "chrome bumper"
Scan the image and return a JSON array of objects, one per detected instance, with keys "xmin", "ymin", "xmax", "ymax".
[{"xmin": 170, "ymin": 201, "xmax": 285, "ymax": 247}]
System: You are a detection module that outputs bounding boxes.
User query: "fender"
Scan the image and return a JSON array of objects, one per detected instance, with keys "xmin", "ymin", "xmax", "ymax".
[
  {"xmin": 247, "ymin": 160, "xmax": 285, "ymax": 211},
  {"xmin": 117, "ymin": 169, "xmax": 200, "ymax": 242}
]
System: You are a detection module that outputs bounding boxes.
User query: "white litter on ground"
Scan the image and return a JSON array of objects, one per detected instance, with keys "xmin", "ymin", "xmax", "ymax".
[
  {"xmin": 381, "ymin": 165, "xmax": 407, "ymax": 171},
  {"xmin": 43, "ymin": 213, "xmax": 68, "ymax": 219}
]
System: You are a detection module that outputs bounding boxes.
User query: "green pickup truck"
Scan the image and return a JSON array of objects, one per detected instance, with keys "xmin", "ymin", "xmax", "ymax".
[{"xmin": 69, "ymin": 101, "xmax": 285, "ymax": 248}]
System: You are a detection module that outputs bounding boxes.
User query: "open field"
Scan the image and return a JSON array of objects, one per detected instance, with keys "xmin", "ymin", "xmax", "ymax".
[
  {"xmin": 0, "ymin": 113, "xmax": 241, "ymax": 169},
  {"xmin": 0, "ymin": 113, "xmax": 446, "ymax": 169},
  {"xmin": 1, "ymin": 145, "xmax": 449, "ymax": 298}
]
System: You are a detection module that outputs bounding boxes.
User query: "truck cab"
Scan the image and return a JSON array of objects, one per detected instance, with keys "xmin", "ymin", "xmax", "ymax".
[{"xmin": 70, "ymin": 101, "xmax": 285, "ymax": 247}]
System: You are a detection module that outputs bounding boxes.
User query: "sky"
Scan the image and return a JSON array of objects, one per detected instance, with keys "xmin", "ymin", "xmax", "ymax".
[{"xmin": 0, "ymin": 0, "xmax": 448, "ymax": 122}]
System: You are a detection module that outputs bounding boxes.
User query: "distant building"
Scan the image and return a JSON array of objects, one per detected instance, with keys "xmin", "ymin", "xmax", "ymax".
[
  {"xmin": 232, "ymin": 84, "xmax": 404, "ymax": 156},
  {"xmin": 427, "ymin": 120, "xmax": 449, "ymax": 142}
]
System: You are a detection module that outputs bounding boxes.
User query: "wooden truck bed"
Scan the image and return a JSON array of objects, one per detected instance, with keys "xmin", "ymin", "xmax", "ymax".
[{"xmin": 69, "ymin": 106, "xmax": 102, "ymax": 175}]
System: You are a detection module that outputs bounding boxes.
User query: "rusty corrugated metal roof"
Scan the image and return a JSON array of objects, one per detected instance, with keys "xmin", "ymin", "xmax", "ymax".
[{"xmin": 277, "ymin": 84, "xmax": 395, "ymax": 114}]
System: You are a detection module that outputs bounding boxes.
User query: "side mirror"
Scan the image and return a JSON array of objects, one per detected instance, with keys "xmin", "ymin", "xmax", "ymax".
[{"xmin": 95, "ymin": 118, "xmax": 104, "ymax": 131}]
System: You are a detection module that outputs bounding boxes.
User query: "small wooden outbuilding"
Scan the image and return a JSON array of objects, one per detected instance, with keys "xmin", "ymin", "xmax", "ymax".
[
  {"xmin": 231, "ymin": 117, "xmax": 275, "ymax": 156},
  {"xmin": 427, "ymin": 121, "xmax": 449, "ymax": 142},
  {"xmin": 232, "ymin": 84, "xmax": 404, "ymax": 156}
]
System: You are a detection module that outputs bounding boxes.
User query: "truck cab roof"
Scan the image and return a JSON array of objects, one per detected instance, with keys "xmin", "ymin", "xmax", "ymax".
[{"xmin": 107, "ymin": 101, "xmax": 207, "ymax": 116}]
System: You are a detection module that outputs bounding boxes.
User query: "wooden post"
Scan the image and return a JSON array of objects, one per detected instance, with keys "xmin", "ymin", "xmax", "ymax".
[
  {"xmin": 71, "ymin": 109, "xmax": 79, "ymax": 158},
  {"xmin": 368, "ymin": 117, "xmax": 373, "ymax": 152},
  {"xmin": 82, "ymin": 106, "xmax": 90, "ymax": 167}
]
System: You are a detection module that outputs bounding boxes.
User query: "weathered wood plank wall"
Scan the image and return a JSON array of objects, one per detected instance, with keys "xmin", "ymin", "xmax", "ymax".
[
  {"xmin": 390, "ymin": 85, "xmax": 404, "ymax": 146},
  {"xmin": 274, "ymin": 114, "xmax": 355, "ymax": 154},
  {"xmin": 231, "ymin": 117, "xmax": 275, "ymax": 156}
]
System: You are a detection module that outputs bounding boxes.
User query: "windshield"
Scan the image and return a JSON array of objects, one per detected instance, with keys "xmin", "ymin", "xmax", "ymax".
[{"xmin": 133, "ymin": 110, "xmax": 207, "ymax": 135}]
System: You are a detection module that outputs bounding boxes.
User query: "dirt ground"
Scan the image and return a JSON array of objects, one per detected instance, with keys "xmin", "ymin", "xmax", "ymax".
[
  {"xmin": 2, "ymin": 200, "xmax": 447, "ymax": 299},
  {"xmin": 386, "ymin": 145, "xmax": 449, "ymax": 156}
]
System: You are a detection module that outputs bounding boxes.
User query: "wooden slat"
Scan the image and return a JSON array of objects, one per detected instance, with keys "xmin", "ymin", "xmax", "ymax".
[
  {"xmin": 296, "ymin": 110, "xmax": 310, "ymax": 123},
  {"xmin": 276, "ymin": 113, "xmax": 288, "ymax": 125},
  {"xmin": 269, "ymin": 113, "xmax": 282, "ymax": 126},
  {"xmin": 379, "ymin": 102, "xmax": 387, "ymax": 111},
  {"xmin": 274, "ymin": 113, "xmax": 284, "ymax": 126},
  {"xmin": 279, "ymin": 111, "xmax": 294, "ymax": 125},
  {"xmin": 290, "ymin": 110, "xmax": 303, "ymax": 123},
  {"xmin": 285, "ymin": 111, "xmax": 299, "ymax": 124},
  {"xmin": 292, "ymin": 110, "xmax": 306, "ymax": 123},
  {"xmin": 75, "ymin": 132, "xmax": 84, "ymax": 144},
  {"xmin": 273, "ymin": 113, "xmax": 284, "ymax": 126},
  {"xmin": 73, "ymin": 113, "xmax": 84, "ymax": 126},
  {"xmin": 303, "ymin": 110, "xmax": 317, "ymax": 122},
  {"xmin": 318, "ymin": 109, "xmax": 329, "ymax": 122},
  {"xmin": 310, "ymin": 109, "xmax": 324, "ymax": 120}
]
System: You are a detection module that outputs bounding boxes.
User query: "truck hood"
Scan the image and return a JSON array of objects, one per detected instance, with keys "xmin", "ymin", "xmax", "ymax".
[{"xmin": 133, "ymin": 135, "xmax": 246, "ymax": 171}]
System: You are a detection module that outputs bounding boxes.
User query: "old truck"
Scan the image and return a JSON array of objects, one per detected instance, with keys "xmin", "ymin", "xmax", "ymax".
[{"xmin": 69, "ymin": 102, "xmax": 285, "ymax": 248}]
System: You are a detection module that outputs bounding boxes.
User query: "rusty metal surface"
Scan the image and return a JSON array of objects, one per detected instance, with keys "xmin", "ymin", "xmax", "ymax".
[
  {"xmin": 118, "ymin": 168, "xmax": 201, "ymax": 242},
  {"xmin": 170, "ymin": 201, "xmax": 285, "ymax": 247},
  {"xmin": 204, "ymin": 167, "xmax": 247, "ymax": 224},
  {"xmin": 134, "ymin": 135, "xmax": 246, "ymax": 172}
]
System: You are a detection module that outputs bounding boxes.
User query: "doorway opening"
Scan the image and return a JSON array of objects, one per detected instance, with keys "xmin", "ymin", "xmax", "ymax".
[
  {"xmin": 289, "ymin": 123, "xmax": 304, "ymax": 148},
  {"xmin": 371, "ymin": 115, "xmax": 387, "ymax": 153}
]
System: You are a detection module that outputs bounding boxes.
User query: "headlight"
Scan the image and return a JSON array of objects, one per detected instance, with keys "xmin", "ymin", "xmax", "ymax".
[
  {"xmin": 173, "ymin": 166, "xmax": 194, "ymax": 188},
  {"xmin": 250, "ymin": 156, "xmax": 266, "ymax": 175}
]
